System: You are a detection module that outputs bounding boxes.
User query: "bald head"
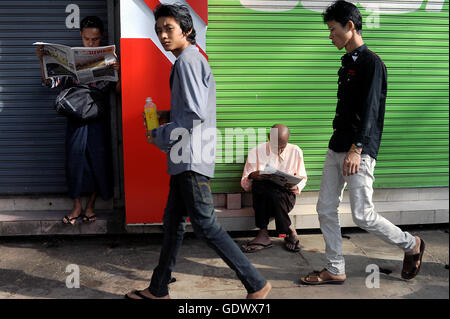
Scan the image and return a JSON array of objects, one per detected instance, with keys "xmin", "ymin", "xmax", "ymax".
[
  {"xmin": 272, "ymin": 124, "xmax": 290, "ymax": 143},
  {"xmin": 269, "ymin": 124, "xmax": 290, "ymax": 155}
]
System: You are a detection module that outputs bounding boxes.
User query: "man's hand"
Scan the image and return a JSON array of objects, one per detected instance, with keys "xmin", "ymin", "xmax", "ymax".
[
  {"xmin": 284, "ymin": 183, "xmax": 298, "ymax": 193},
  {"xmin": 145, "ymin": 130, "xmax": 155, "ymax": 144},
  {"xmin": 110, "ymin": 53, "xmax": 121, "ymax": 73},
  {"xmin": 342, "ymin": 151, "xmax": 361, "ymax": 176},
  {"xmin": 36, "ymin": 45, "xmax": 51, "ymax": 84},
  {"xmin": 249, "ymin": 171, "xmax": 269, "ymax": 181},
  {"xmin": 36, "ymin": 45, "xmax": 47, "ymax": 60},
  {"xmin": 110, "ymin": 60, "xmax": 120, "ymax": 72}
]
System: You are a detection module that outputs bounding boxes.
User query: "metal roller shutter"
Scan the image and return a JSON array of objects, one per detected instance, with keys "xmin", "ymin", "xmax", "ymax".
[
  {"xmin": 0, "ymin": 0, "xmax": 108, "ymax": 194},
  {"xmin": 207, "ymin": 0, "xmax": 449, "ymax": 193}
]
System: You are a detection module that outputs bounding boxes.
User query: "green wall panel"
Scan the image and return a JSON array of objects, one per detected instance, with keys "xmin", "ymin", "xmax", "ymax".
[{"xmin": 207, "ymin": 0, "xmax": 449, "ymax": 193}]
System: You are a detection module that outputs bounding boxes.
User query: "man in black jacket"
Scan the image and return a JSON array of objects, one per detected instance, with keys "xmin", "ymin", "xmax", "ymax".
[{"xmin": 300, "ymin": 1, "xmax": 425, "ymax": 285}]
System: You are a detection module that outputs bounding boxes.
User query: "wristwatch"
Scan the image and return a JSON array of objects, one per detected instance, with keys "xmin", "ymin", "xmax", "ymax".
[
  {"xmin": 351, "ymin": 142, "xmax": 363, "ymax": 155},
  {"xmin": 351, "ymin": 142, "xmax": 362, "ymax": 155}
]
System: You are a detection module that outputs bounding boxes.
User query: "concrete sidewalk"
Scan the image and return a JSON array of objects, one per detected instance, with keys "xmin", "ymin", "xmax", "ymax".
[{"xmin": 0, "ymin": 225, "xmax": 448, "ymax": 299}]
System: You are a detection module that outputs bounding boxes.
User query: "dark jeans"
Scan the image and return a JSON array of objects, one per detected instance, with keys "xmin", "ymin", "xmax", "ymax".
[
  {"xmin": 148, "ymin": 171, "xmax": 267, "ymax": 297},
  {"xmin": 252, "ymin": 180, "xmax": 297, "ymax": 234}
]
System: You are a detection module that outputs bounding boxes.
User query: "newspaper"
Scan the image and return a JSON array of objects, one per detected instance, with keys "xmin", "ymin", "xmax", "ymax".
[
  {"xmin": 261, "ymin": 165, "xmax": 303, "ymax": 188},
  {"xmin": 34, "ymin": 42, "xmax": 118, "ymax": 83}
]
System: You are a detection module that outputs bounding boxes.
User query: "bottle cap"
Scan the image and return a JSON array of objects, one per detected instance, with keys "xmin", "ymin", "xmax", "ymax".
[{"xmin": 146, "ymin": 97, "xmax": 152, "ymax": 103}]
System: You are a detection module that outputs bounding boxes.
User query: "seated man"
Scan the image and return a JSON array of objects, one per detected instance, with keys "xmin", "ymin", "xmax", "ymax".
[{"xmin": 241, "ymin": 124, "xmax": 307, "ymax": 253}]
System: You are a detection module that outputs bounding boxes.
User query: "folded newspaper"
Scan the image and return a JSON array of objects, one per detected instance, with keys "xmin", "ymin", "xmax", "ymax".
[
  {"xmin": 34, "ymin": 42, "xmax": 118, "ymax": 83},
  {"xmin": 261, "ymin": 165, "xmax": 303, "ymax": 188}
]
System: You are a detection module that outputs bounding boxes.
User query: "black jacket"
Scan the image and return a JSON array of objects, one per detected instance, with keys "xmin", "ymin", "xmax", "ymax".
[{"xmin": 329, "ymin": 44, "xmax": 388, "ymax": 160}]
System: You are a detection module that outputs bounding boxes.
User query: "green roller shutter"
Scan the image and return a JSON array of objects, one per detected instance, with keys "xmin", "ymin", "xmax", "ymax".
[{"xmin": 207, "ymin": 0, "xmax": 449, "ymax": 193}]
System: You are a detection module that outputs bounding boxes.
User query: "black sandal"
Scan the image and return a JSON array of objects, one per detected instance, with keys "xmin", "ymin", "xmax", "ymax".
[
  {"xmin": 82, "ymin": 214, "xmax": 96, "ymax": 223},
  {"xmin": 284, "ymin": 237, "xmax": 301, "ymax": 252},
  {"xmin": 124, "ymin": 290, "xmax": 153, "ymax": 300},
  {"xmin": 62, "ymin": 215, "xmax": 80, "ymax": 225}
]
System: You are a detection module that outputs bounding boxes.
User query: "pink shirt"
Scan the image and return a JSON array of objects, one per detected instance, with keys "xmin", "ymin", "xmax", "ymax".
[{"xmin": 241, "ymin": 142, "xmax": 307, "ymax": 194}]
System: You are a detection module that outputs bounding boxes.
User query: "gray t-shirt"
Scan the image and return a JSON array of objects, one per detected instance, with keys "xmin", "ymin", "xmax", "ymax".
[{"xmin": 152, "ymin": 45, "xmax": 216, "ymax": 178}]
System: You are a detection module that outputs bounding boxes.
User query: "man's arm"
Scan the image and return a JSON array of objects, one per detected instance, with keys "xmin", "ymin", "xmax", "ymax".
[
  {"xmin": 36, "ymin": 45, "xmax": 51, "ymax": 85},
  {"xmin": 151, "ymin": 57, "xmax": 209, "ymax": 152},
  {"xmin": 177, "ymin": 58, "xmax": 209, "ymax": 129},
  {"xmin": 241, "ymin": 146, "xmax": 269, "ymax": 191},
  {"xmin": 285, "ymin": 146, "xmax": 307, "ymax": 193},
  {"xmin": 354, "ymin": 58, "xmax": 384, "ymax": 148},
  {"xmin": 241, "ymin": 147, "xmax": 256, "ymax": 192},
  {"xmin": 343, "ymin": 59, "xmax": 384, "ymax": 176}
]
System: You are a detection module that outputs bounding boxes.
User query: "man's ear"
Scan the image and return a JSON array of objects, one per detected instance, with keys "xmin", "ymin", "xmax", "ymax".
[
  {"xmin": 346, "ymin": 20, "xmax": 355, "ymax": 32},
  {"xmin": 184, "ymin": 28, "xmax": 192, "ymax": 38}
]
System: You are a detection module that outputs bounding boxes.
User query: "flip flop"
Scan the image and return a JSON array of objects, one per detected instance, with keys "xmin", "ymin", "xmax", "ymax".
[
  {"xmin": 284, "ymin": 237, "xmax": 301, "ymax": 252},
  {"xmin": 241, "ymin": 242, "xmax": 273, "ymax": 253},
  {"xmin": 401, "ymin": 238, "xmax": 425, "ymax": 280},
  {"xmin": 124, "ymin": 290, "xmax": 153, "ymax": 300},
  {"xmin": 124, "ymin": 289, "xmax": 170, "ymax": 299},
  {"xmin": 300, "ymin": 269, "xmax": 346, "ymax": 285},
  {"xmin": 62, "ymin": 215, "xmax": 80, "ymax": 225},
  {"xmin": 82, "ymin": 214, "xmax": 97, "ymax": 223}
]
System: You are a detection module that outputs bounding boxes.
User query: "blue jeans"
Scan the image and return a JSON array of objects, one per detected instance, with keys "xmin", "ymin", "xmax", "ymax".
[{"xmin": 148, "ymin": 171, "xmax": 267, "ymax": 297}]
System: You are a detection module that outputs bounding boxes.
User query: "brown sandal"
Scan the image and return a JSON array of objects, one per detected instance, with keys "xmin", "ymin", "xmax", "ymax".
[
  {"xmin": 401, "ymin": 238, "xmax": 425, "ymax": 280},
  {"xmin": 300, "ymin": 269, "xmax": 346, "ymax": 285}
]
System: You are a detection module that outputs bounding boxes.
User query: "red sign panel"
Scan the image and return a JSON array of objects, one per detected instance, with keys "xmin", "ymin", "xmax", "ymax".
[{"xmin": 120, "ymin": 0, "xmax": 208, "ymax": 224}]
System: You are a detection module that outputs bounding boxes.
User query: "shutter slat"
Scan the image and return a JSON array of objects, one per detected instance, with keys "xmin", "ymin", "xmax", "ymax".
[
  {"xmin": 0, "ymin": 0, "xmax": 108, "ymax": 194},
  {"xmin": 208, "ymin": 1, "xmax": 449, "ymax": 193}
]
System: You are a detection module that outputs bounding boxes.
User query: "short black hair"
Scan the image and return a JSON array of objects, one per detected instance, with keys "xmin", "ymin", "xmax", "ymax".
[
  {"xmin": 323, "ymin": 1, "xmax": 363, "ymax": 33},
  {"xmin": 80, "ymin": 16, "xmax": 105, "ymax": 35},
  {"xmin": 154, "ymin": 4, "xmax": 196, "ymax": 45}
]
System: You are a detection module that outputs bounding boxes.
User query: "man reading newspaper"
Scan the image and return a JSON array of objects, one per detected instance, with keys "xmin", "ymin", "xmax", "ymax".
[
  {"xmin": 241, "ymin": 124, "xmax": 307, "ymax": 253},
  {"xmin": 33, "ymin": 41, "xmax": 118, "ymax": 84}
]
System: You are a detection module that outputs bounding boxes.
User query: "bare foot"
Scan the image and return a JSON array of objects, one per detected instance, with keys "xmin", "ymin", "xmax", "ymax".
[
  {"xmin": 284, "ymin": 234, "xmax": 300, "ymax": 251},
  {"xmin": 125, "ymin": 288, "xmax": 170, "ymax": 299},
  {"xmin": 405, "ymin": 236, "xmax": 421, "ymax": 255},
  {"xmin": 247, "ymin": 282, "xmax": 272, "ymax": 299},
  {"xmin": 62, "ymin": 204, "xmax": 82, "ymax": 225},
  {"xmin": 317, "ymin": 269, "xmax": 346, "ymax": 281},
  {"xmin": 300, "ymin": 269, "xmax": 346, "ymax": 285},
  {"xmin": 83, "ymin": 207, "xmax": 96, "ymax": 222},
  {"xmin": 241, "ymin": 229, "xmax": 272, "ymax": 252},
  {"xmin": 251, "ymin": 229, "xmax": 271, "ymax": 245},
  {"xmin": 83, "ymin": 193, "xmax": 97, "ymax": 222}
]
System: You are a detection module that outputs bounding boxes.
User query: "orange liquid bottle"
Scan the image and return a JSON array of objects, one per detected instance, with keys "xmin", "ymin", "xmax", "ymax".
[{"xmin": 143, "ymin": 97, "xmax": 159, "ymax": 130}]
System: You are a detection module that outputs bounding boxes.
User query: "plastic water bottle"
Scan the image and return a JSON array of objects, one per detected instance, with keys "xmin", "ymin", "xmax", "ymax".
[{"xmin": 143, "ymin": 97, "xmax": 159, "ymax": 130}]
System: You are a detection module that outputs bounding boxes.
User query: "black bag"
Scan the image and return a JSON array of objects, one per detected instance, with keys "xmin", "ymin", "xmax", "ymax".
[{"xmin": 55, "ymin": 84, "xmax": 105, "ymax": 120}]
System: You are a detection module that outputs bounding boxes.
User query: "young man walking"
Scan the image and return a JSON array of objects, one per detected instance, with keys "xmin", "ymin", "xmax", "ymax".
[
  {"xmin": 300, "ymin": 0, "xmax": 425, "ymax": 285},
  {"xmin": 125, "ymin": 4, "xmax": 271, "ymax": 299}
]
